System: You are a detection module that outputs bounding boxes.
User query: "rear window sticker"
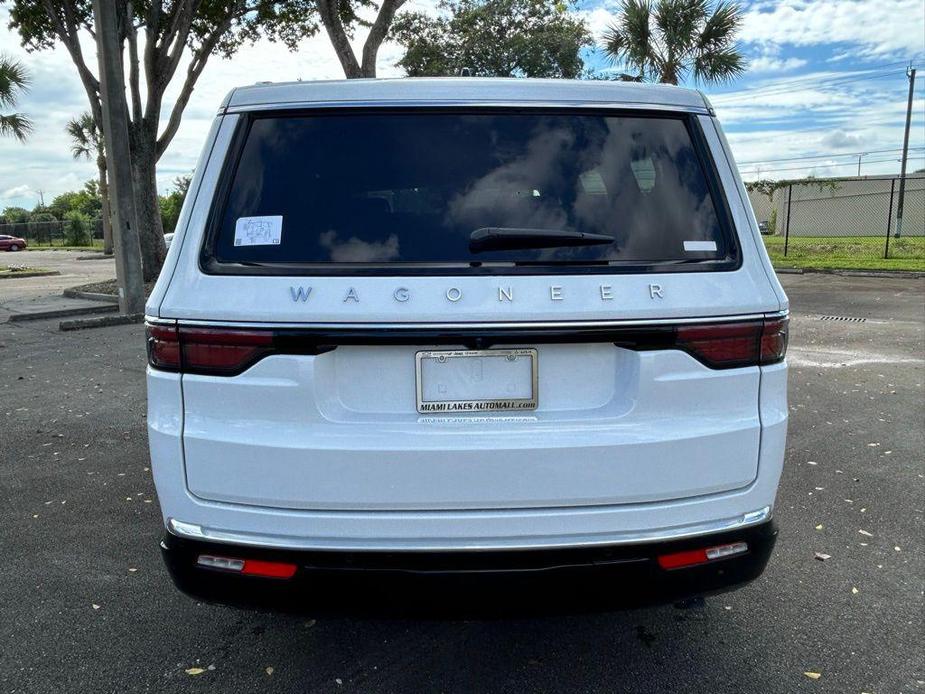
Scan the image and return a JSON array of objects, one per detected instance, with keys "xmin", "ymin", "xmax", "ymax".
[{"xmin": 234, "ymin": 215, "xmax": 283, "ymax": 246}]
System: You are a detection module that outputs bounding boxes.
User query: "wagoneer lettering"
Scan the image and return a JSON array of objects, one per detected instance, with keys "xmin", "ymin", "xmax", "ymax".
[{"xmin": 146, "ymin": 78, "xmax": 788, "ymax": 609}]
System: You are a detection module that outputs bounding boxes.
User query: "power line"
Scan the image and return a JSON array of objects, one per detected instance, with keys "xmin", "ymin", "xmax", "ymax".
[
  {"xmin": 739, "ymin": 155, "xmax": 925, "ymax": 176},
  {"xmin": 739, "ymin": 146, "xmax": 925, "ymax": 166},
  {"xmin": 713, "ymin": 69, "xmax": 907, "ymax": 103},
  {"xmin": 712, "ymin": 59, "xmax": 916, "ymax": 95}
]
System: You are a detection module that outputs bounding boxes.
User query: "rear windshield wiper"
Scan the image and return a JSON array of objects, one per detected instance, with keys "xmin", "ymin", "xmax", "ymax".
[{"xmin": 469, "ymin": 227, "xmax": 614, "ymax": 253}]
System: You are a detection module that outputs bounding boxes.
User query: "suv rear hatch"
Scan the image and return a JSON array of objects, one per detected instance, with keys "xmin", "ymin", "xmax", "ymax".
[{"xmin": 156, "ymin": 107, "xmax": 784, "ymax": 511}]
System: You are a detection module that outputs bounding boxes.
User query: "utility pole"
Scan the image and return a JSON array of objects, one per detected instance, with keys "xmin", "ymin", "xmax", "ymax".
[
  {"xmin": 92, "ymin": 0, "xmax": 145, "ymax": 314},
  {"xmin": 857, "ymin": 152, "xmax": 867, "ymax": 176},
  {"xmin": 894, "ymin": 65, "xmax": 916, "ymax": 238}
]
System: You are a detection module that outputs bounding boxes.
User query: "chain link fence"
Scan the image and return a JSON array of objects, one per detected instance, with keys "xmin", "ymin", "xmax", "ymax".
[
  {"xmin": 749, "ymin": 174, "xmax": 925, "ymax": 270},
  {"xmin": 0, "ymin": 218, "xmax": 104, "ymax": 247}
]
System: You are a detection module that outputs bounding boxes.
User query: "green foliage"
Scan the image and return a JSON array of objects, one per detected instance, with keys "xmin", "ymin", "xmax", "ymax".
[
  {"xmin": 66, "ymin": 111, "xmax": 101, "ymax": 161},
  {"xmin": 1, "ymin": 206, "xmax": 30, "ymax": 223},
  {"xmin": 393, "ymin": 0, "xmax": 591, "ymax": 78},
  {"xmin": 49, "ymin": 188, "xmax": 101, "ymax": 219},
  {"xmin": 745, "ymin": 177, "xmax": 841, "ymax": 201},
  {"xmin": 159, "ymin": 175, "xmax": 193, "ymax": 234},
  {"xmin": 0, "ymin": 52, "xmax": 33, "ymax": 141},
  {"xmin": 29, "ymin": 212, "xmax": 55, "ymax": 223},
  {"xmin": 64, "ymin": 210, "xmax": 91, "ymax": 246},
  {"xmin": 601, "ymin": 0, "xmax": 745, "ymax": 85},
  {"xmin": 4, "ymin": 1, "xmax": 321, "ymax": 56}
]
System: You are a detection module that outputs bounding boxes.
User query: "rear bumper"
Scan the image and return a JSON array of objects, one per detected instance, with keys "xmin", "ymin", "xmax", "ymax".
[{"xmin": 161, "ymin": 520, "xmax": 777, "ymax": 613}]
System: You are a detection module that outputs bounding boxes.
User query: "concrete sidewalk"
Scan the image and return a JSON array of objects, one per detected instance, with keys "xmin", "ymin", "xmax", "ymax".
[{"xmin": 0, "ymin": 249, "xmax": 116, "ymax": 323}]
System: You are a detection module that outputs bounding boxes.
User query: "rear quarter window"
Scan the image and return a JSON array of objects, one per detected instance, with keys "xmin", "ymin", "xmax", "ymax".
[{"xmin": 203, "ymin": 109, "xmax": 738, "ymax": 275}]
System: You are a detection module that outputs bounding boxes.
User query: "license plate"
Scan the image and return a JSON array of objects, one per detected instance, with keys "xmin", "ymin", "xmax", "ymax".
[{"xmin": 415, "ymin": 349, "xmax": 538, "ymax": 414}]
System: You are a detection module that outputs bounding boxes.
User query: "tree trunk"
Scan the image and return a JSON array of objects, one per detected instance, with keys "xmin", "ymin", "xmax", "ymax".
[
  {"xmin": 97, "ymin": 153, "xmax": 113, "ymax": 255},
  {"xmin": 131, "ymin": 142, "xmax": 166, "ymax": 282}
]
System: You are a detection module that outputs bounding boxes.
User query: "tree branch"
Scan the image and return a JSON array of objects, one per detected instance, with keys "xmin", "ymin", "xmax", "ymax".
[
  {"xmin": 154, "ymin": 19, "xmax": 229, "ymax": 160},
  {"xmin": 39, "ymin": 0, "xmax": 102, "ymax": 124},
  {"xmin": 143, "ymin": 0, "xmax": 162, "ymax": 103},
  {"xmin": 155, "ymin": 0, "xmax": 199, "ymax": 92},
  {"xmin": 126, "ymin": 2, "xmax": 143, "ymax": 125},
  {"xmin": 318, "ymin": 0, "xmax": 362, "ymax": 78},
  {"xmin": 361, "ymin": 0, "xmax": 407, "ymax": 77}
]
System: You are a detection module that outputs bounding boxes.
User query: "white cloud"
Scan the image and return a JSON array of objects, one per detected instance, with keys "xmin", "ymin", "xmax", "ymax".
[
  {"xmin": 820, "ymin": 130, "xmax": 866, "ymax": 149},
  {"xmin": 740, "ymin": 0, "xmax": 925, "ymax": 59},
  {"xmin": 1, "ymin": 184, "xmax": 33, "ymax": 200},
  {"xmin": 748, "ymin": 56, "xmax": 808, "ymax": 73}
]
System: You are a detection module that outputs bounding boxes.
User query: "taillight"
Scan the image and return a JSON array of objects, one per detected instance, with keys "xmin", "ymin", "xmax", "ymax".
[
  {"xmin": 180, "ymin": 328, "xmax": 274, "ymax": 375},
  {"xmin": 145, "ymin": 315, "xmax": 789, "ymax": 376},
  {"xmin": 675, "ymin": 316, "xmax": 788, "ymax": 369},
  {"xmin": 146, "ymin": 324, "xmax": 180, "ymax": 370},
  {"xmin": 146, "ymin": 323, "xmax": 274, "ymax": 376},
  {"xmin": 760, "ymin": 317, "xmax": 789, "ymax": 364}
]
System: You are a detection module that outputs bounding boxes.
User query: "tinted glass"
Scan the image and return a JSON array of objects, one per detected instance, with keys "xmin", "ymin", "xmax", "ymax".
[{"xmin": 211, "ymin": 112, "xmax": 732, "ymax": 268}]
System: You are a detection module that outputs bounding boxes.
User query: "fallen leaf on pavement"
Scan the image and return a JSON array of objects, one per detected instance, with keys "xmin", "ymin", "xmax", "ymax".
[
  {"xmin": 803, "ymin": 672, "xmax": 821, "ymax": 680},
  {"xmin": 185, "ymin": 668, "xmax": 205, "ymax": 676}
]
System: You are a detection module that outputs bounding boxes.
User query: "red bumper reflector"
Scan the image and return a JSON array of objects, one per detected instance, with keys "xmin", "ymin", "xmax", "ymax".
[
  {"xmin": 657, "ymin": 542, "xmax": 748, "ymax": 570},
  {"xmin": 197, "ymin": 554, "xmax": 297, "ymax": 579},
  {"xmin": 657, "ymin": 548, "xmax": 709, "ymax": 569},
  {"xmin": 241, "ymin": 559, "xmax": 298, "ymax": 579}
]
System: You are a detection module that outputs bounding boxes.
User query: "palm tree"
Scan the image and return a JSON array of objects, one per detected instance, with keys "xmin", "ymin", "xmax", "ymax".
[
  {"xmin": 67, "ymin": 112, "xmax": 113, "ymax": 254},
  {"xmin": 602, "ymin": 0, "xmax": 745, "ymax": 85},
  {"xmin": 0, "ymin": 54, "xmax": 33, "ymax": 141}
]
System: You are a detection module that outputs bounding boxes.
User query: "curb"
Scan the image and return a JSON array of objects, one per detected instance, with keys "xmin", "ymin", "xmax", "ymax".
[
  {"xmin": 75, "ymin": 254, "xmax": 114, "ymax": 261},
  {"xmin": 0, "ymin": 270, "xmax": 60, "ymax": 280},
  {"xmin": 7, "ymin": 303, "xmax": 118, "ymax": 323},
  {"xmin": 63, "ymin": 288, "xmax": 119, "ymax": 304},
  {"xmin": 804, "ymin": 268, "xmax": 925, "ymax": 279},
  {"xmin": 773, "ymin": 267, "xmax": 925, "ymax": 279},
  {"xmin": 60, "ymin": 313, "xmax": 144, "ymax": 331}
]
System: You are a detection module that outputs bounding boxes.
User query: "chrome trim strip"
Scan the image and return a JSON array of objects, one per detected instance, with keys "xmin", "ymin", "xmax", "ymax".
[
  {"xmin": 144, "ymin": 315, "xmax": 177, "ymax": 325},
  {"xmin": 165, "ymin": 312, "xmax": 787, "ymax": 331},
  {"xmin": 166, "ymin": 506, "xmax": 772, "ymax": 552},
  {"xmin": 225, "ymin": 99, "xmax": 710, "ymax": 115}
]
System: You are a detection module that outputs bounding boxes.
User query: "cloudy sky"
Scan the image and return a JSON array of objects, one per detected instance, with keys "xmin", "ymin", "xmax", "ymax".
[{"xmin": 0, "ymin": 0, "xmax": 923, "ymax": 211}]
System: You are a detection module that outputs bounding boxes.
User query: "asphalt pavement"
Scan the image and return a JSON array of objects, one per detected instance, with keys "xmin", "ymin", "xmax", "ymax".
[{"xmin": 0, "ymin": 273, "xmax": 922, "ymax": 693}]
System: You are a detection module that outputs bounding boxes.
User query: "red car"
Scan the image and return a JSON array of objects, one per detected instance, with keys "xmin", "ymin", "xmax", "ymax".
[{"xmin": 0, "ymin": 235, "xmax": 27, "ymax": 251}]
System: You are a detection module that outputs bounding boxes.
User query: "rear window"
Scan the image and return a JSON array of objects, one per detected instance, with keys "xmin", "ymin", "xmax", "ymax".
[{"xmin": 205, "ymin": 110, "xmax": 737, "ymax": 274}]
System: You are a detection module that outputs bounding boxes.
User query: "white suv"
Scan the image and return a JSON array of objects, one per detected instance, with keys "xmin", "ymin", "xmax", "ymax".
[{"xmin": 146, "ymin": 78, "xmax": 788, "ymax": 608}]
